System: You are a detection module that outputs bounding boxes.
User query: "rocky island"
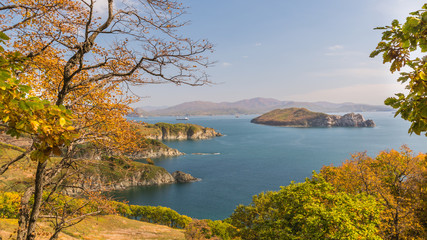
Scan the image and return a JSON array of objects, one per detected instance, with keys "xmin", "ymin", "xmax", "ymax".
[
  {"xmin": 138, "ymin": 122, "xmax": 223, "ymax": 140},
  {"xmin": 251, "ymin": 108, "xmax": 375, "ymax": 127}
]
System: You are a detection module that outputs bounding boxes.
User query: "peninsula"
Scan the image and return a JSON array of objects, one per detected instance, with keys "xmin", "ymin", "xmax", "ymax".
[{"xmin": 251, "ymin": 108, "xmax": 375, "ymax": 127}]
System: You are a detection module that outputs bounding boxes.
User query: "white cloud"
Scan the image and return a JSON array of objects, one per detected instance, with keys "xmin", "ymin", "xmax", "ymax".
[
  {"xmin": 325, "ymin": 45, "xmax": 364, "ymax": 57},
  {"xmin": 222, "ymin": 62, "xmax": 232, "ymax": 67},
  {"xmin": 255, "ymin": 42, "xmax": 262, "ymax": 47},
  {"xmin": 328, "ymin": 45, "xmax": 344, "ymax": 51},
  {"xmin": 309, "ymin": 67, "xmax": 388, "ymax": 79},
  {"xmin": 286, "ymin": 83, "xmax": 407, "ymax": 105},
  {"xmin": 242, "ymin": 56, "xmax": 249, "ymax": 59}
]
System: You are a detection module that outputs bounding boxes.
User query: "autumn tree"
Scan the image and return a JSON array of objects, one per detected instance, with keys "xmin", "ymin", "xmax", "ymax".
[
  {"xmin": 370, "ymin": 3, "xmax": 427, "ymax": 136},
  {"xmin": 0, "ymin": 32, "xmax": 81, "ymax": 240},
  {"xmin": 227, "ymin": 174, "xmax": 383, "ymax": 240},
  {"xmin": 321, "ymin": 147, "xmax": 427, "ymax": 239},
  {"xmin": 0, "ymin": 0, "xmax": 212, "ymax": 239}
]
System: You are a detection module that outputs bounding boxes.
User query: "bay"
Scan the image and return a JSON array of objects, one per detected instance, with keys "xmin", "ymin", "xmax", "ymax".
[{"xmin": 114, "ymin": 112, "xmax": 426, "ymax": 220}]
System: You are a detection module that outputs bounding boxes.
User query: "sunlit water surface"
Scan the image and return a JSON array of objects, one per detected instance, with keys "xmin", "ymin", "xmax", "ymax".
[{"xmin": 113, "ymin": 113, "xmax": 426, "ymax": 220}]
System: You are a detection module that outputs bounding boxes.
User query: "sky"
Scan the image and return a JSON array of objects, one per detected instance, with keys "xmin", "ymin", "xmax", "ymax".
[{"xmin": 131, "ymin": 0, "xmax": 423, "ymax": 107}]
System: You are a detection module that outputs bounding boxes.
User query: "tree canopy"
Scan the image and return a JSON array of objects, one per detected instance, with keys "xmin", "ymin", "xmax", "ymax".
[
  {"xmin": 321, "ymin": 147, "xmax": 427, "ymax": 239},
  {"xmin": 227, "ymin": 174, "xmax": 383, "ymax": 240},
  {"xmin": 0, "ymin": 0, "xmax": 213, "ymax": 152},
  {"xmin": 370, "ymin": 3, "xmax": 427, "ymax": 136}
]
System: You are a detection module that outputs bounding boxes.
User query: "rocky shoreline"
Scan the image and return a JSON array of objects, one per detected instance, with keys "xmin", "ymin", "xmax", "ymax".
[
  {"xmin": 0, "ymin": 121, "xmax": 221, "ymax": 195},
  {"xmin": 64, "ymin": 161, "xmax": 200, "ymax": 195}
]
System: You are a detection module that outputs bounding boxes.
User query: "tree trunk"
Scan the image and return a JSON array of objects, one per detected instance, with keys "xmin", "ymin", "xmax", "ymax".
[
  {"xmin": 49, "ymin": 229, "xmax": 61, "ymax": 240},
  {"xmin": 17, "ymin": 187, "xmax": 34, "ymax": 240},
  {"xmin": 25, "ymin": 161, "xmax": 47, "ymax": 240}
]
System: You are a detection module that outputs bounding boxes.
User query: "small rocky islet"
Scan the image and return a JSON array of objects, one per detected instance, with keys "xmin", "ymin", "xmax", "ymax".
[{"xmin": 251, "ymin": 108, "xmax": 375, "ymax": 128}]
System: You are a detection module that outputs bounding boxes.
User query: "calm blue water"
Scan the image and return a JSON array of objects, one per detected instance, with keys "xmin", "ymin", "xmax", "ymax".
[{"xmin": 114, "ymin": 113, "xmax": 426, "ymax": 220}]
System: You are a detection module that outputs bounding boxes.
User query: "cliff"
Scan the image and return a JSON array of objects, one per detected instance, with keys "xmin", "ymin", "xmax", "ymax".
[
  {"xmin": 71, "ymin": 139, "xmax": 184, "ymax": 160},
  {"xmin": 126, "ymin": 139, "xmax": 184, "ymax": 159},
  {"xmin": 137, "ymin": 122, "xmax": 222, "ymax": 140},
  {"xmin": 0, "ymin": 143, "xmax": 196, "ymax": 194},
  {"xmin": 251, "ymin": 108, "xmax": 375, "ymax": 127},
  {"xmin": 62, "ymin": 156, "xmax": 199, "ymax": 194}
]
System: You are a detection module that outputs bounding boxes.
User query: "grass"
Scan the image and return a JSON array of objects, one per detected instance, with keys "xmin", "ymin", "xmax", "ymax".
[
  {"xmin": 0, "ymin": 139, "xmax": 185, "ymax": 239},
  {"xmin": 0, "ymin": 215, "xmax": 185, "ymax": 240},
  {"xmin": 0, "ymin": 143, "xmax": 34, "ymax": 192},
  {"xmin": 77, "ymin": 155, "xmax": 168, "ymax": 185},
  {"xmin": 252, "ymin": 108, "xmax": 328, "ymax": 126}
]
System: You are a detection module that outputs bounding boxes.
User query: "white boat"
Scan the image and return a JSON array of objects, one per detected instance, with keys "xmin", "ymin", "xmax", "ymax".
[{"xmin": 176, "ymin": 116, "xmax": 189, "ymax": 120}]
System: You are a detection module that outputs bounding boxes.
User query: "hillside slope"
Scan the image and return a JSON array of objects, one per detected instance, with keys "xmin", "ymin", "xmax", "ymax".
[{"xmin": 0, "ymin": 215, "xmax": 185, "ymax": 240}]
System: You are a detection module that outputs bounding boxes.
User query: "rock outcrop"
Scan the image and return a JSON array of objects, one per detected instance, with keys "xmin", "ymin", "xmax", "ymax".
[
  {"xmin": 64, "ymin": 158, "xmax": 199, "ymax": 195},
  {"xmin": 251, "ymin": 108, "xmax": 375, "ymax": 128},
  {"xmin": 129, "ymin": 147, "xmax": 184, "ymax": 159},
  {"xmin": 172, "ymin": 171, "xmax": 200, "ymax": 183},
  {"xmin": 142, "ymin": 122, "xmax": 222, "ymax": 140}
]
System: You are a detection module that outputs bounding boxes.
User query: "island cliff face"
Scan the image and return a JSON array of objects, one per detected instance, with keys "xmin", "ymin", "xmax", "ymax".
[
  {"xmin": 63, "ymin": 156, "xmax": 199, "ymax": 195},
  {"xmin": 251, "ymin": 108, "xmax": 375, "ymax": 127},
  {"xmin": 141, "ymin": 122, "xmax": 222, "ymax": 140}
]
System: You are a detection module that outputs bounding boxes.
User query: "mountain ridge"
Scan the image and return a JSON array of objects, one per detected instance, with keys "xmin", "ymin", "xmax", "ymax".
[{"xmin": 136, "ymin": 97, "xmax": 392, "ymax": 116}]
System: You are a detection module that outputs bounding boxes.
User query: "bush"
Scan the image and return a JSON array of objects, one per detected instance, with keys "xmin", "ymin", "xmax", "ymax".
[
  {"xmin": 227, "ymin": 175, "xmax": 383, "ymax": 240},
  {"xmin": 0, "ymin": 191, "xmax": 21, "ymax": 218}
]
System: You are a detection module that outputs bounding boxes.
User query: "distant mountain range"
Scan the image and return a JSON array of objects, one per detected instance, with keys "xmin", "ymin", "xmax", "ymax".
[{"xmin": 135, "ymin": 97, "xmax": 392, "ymax": 116}]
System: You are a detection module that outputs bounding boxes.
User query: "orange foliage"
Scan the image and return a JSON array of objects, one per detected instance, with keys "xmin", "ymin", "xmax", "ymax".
[
  {"xmin": 0, "ymin": 0, "xmax": 213, "ymax": 153},
  {"xmin": 321, "ymin": 146, "xmax": 427, "ymax": 239}
]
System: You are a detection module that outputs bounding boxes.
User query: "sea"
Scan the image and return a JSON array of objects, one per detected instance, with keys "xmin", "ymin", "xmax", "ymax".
[{"xmin": 113, "ymin": 112, "xmax": 426, "ymax": 220}]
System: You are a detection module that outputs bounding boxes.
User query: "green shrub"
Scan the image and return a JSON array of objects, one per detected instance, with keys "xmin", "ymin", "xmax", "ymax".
[
  {"xmin": 0, "ymin": 191, "xmax": 21, "ymax": 218},
  {"xmin": 227, "ymin": 174, "xmax": 383, "ymax": 240}
]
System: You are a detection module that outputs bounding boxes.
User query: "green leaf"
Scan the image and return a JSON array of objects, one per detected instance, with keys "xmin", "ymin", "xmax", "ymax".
[
  {"xmin": 18, "ymin": 85, "xmax": 31, "ymax": 93},
  {"xmin": 0, "ymin": 32, "xmax": 9, "ymax": 41},
  {"xmin": 18, "ymin": 101, "xmax": 29, "ymax": 111},
  {"xmin": 421, "ymin": 107, "xmax": 427, "ymax": 118},
  {"xmin": 392, "ymin": 19, "xmax": 400, "ymax": 27},
  {"xmin": 402, "ymin": 40, "xmax": 410, "ymax": 48},
  {"xmin": 406, "ymin": 17, "xmax": 421, "ymax": 27},
  {"xmin": 384, "ymin": 97, "xmax": 397, "ymax": 106}
]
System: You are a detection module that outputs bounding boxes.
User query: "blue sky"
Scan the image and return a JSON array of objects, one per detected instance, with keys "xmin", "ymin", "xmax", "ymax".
[{"xmin": 131, "ymin": 0, "xmax": 422, "ymax": 107}]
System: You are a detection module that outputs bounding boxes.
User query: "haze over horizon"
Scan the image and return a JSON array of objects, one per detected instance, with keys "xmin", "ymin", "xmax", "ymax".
[
  {"xmin": 130, "ymin": 0, "xmax": 421, "ymax": 107},
  {"xmin": 137, "ymin": 97, "xmax": 391, "ymax": 110}
]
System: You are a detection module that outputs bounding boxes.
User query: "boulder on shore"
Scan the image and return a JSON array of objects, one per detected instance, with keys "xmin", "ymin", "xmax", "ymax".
[{"xmin": 172, "ymin": 171, "xmax": 200, "ymax": 183}]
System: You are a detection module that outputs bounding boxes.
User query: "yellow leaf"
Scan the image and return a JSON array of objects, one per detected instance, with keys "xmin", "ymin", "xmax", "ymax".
[
  {"xmin": 30, "ymin": 120, "xmax": 40, "ymax": 130},
  {"xmin": 66, "ymin": 126, "xmax": 75, "ymax": 131},
  {"xmin": 59, "ymin": 117, "xmax": 66, "ymax": 127},
  {"xmin": 419, "ymin": 71, "xmax": 427, "ymax": 80}
]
